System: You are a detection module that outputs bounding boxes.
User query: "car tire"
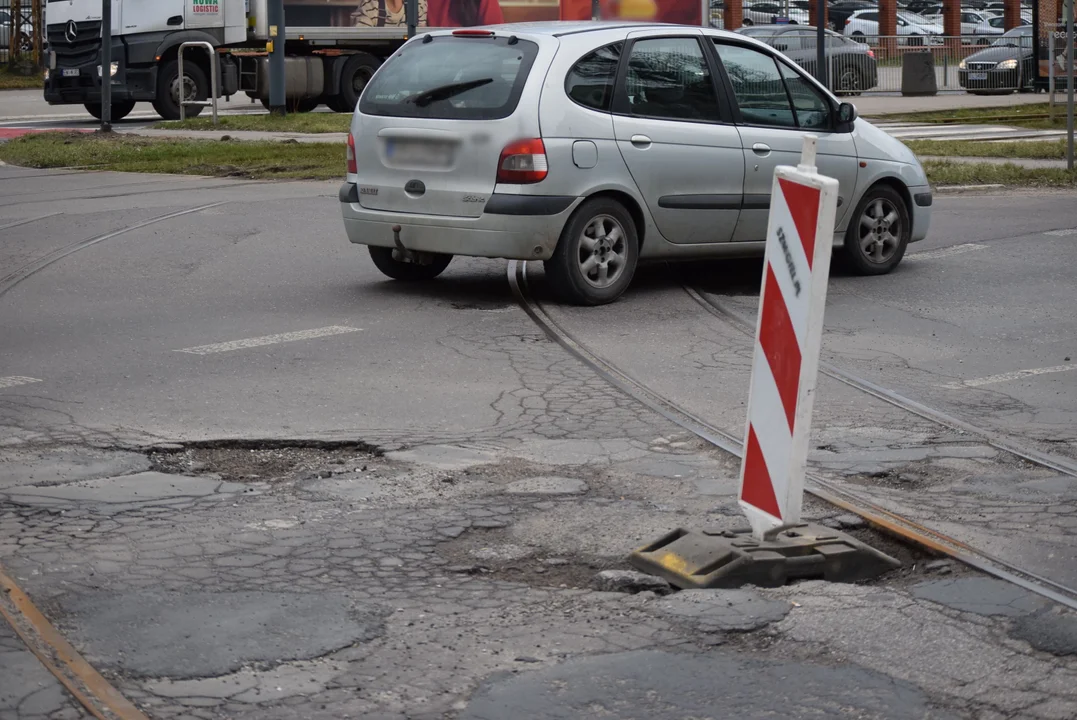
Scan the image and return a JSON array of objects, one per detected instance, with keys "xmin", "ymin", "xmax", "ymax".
[
  {"xmin": 742, "ymin": 19, "xmax": 753, "ymax": 26},
  {"xmin": 84, "ymin": 100, "xmax": 136, "ymax": 121},
  {"xmin": 544, "ymin": 197, "xmax": 639, "ymax": 306},
  {"xmin": 368, "ymin": 246, "xmax": 452, "ymax": 281},
  {"xmin": 153, "ymin": 58, "xmax": 207, "ymax": 121},
  {"xmin": 338, "ymin": 52, "xmax": 381, "ymax": 113},
  {"xmin": 851, "ymin": 31, "xmax": 865, "ymax": 40},
  {"xmin": 842, "ymin": 185, "xmax": 910, "ymax": 276}
]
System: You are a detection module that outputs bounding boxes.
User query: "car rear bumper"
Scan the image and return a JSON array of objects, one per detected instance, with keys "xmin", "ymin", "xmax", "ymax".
[{"xmin": 340, "ymin": 183, "xmax": 579, "ymax": 261}]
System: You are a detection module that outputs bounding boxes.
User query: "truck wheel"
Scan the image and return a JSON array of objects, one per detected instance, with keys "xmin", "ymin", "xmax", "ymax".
[
  {"xmin": 84, "ymin": 101, "xmax": 136, "ymax": 121},
  {"xmin": 153, "ymin": 59, "xmax": 207, "ymax": 121},
  {"xmin": 337, "ymin": 53, "xmax": 380, "ymax": 113},
  {"xmin": 368, "ymin": 246, "xmax": 452, "ymax": 281},
  {"xmin": 544, "ymin": 197, "xmax": 639, "ymax": 306}
]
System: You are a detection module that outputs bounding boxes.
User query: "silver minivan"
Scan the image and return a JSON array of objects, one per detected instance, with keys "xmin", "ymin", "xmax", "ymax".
[{"xmin": 340, "ymin": 22, "xmax": 932, "ymax": 305}]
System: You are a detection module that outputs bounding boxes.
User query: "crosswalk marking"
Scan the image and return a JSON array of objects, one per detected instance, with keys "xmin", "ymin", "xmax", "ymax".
[
  {"xmin": 0, "ymin": 376, "xmax": 42, "ymax": 390},
  {"xmin": 906, "ymin": 243, "xmax": 988, "ymax": 261},
  {"xmin": 940, "ymin": 363, "xmax": 1077, "ymax": 390},
  {"xmin": 176, "ymin": 326, "xmax": 361, "ymax": 355}
]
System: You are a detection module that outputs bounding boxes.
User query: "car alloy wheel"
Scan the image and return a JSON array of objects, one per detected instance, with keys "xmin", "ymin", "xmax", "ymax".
[
  {"xmin": 858, "ymin": 196, "xmax": 902, "ymax": 264},
  {"xmin": 577, "ymin": 214, "xmax": 628, "ymax": 289}
]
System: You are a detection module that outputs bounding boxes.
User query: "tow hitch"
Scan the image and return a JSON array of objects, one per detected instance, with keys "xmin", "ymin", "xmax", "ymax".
[{"xmin": 391, "ymin": 225, "xmax": 437, "ymax": 265}]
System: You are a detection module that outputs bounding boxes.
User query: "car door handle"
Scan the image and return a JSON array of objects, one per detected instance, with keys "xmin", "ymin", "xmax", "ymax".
[
  {"xmin": 630, "ymin": 134, "xmax": 652, "ymax": 148},
  {"xmin": 752, "ymin": 143, "xmax": 771, "ymax": 156}
]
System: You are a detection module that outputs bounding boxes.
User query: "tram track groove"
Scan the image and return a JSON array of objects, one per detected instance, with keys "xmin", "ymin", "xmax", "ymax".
[
  {"xmin": 0, "ymin": 202, "xmax": 228, "ymax": 299},
  {"xmin": 508, "ymin": 260, "xmax": 1077, "ymax": 611}
]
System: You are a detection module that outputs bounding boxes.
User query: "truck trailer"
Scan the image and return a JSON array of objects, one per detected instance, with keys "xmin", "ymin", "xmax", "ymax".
[{"xmin": 43, "ymin": 0, "xmax": 559, "ymax": 120}]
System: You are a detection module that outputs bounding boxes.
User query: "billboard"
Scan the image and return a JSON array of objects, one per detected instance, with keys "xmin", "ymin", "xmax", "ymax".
[
  {"xmin": 283, "ymin": 0, "xmax": 560, "ymax": 27},
  {"xmin": 558, "ymin": 0, "xmax": 701, "ymax": 25}
]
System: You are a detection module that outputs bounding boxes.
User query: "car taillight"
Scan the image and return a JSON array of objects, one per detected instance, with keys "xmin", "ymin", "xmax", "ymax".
[
  {"xmin": 347, "ymin": 132, "xmax": 357, "ymax": 174},
  {"xmin": 867, "ymin": 49, "xmax": 875, "ymax": 58},
  {"xmin": 496, "ymin": 139, "xmax": 547, "ymax": 184},
  {"xmin": 845, "ymin": 18, "xmax": 851, "ymax": 24}
]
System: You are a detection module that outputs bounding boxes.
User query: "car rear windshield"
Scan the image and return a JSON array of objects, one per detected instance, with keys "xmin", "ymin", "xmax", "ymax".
[{"xmin": 359, "ymin": 35, "xmax": 539, "ymax": 121}]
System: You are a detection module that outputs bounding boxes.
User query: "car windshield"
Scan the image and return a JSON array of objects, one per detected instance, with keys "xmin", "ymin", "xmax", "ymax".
[{"xmin": 359, "ymin": 35, "xmax": 538, "ymax": 120}]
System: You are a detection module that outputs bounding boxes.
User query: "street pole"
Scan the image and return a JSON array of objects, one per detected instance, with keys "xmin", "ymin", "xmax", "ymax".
[
  {"xmin": 1068, "ymin": 0, "xmax": 1075, "ymax": 170},
  {"xmin": 816, "ymin": 2, "xmax": 827, "ymax": 87},
  {"xmin": 100, "ymin": 0, "xmax": 111, "ymax": 132},
  {"xmin": 406, "ymin": 0, "xmax": 417, "ymax": 37},
  {"xmin": 268, "ymin": 0, "xmax": 286, "ymax": 116}
]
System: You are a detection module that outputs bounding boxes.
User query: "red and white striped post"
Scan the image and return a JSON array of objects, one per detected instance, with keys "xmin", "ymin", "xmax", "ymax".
[{"xmin": 738, "ymin": 135, "xmax": 840, "ymax": 541}]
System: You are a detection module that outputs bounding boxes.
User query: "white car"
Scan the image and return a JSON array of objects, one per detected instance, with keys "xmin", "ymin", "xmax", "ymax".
[
  {"xmin": 844, "ymin": 9, "xmax": 945, "ymax": 46},
  {"xmin": 742, "ymin": 2, "xmax": 810, "ymax": 26},
  {"xmin": 926, "ymin": 9, "xmax": 1002, "ymax": 44}
]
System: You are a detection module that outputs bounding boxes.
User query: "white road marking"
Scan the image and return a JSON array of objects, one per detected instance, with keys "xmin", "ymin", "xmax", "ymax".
[
  {"xmin": 0, "ymin": 376, "xmax": 42, "ymax": 389},
  {"xmin": 906, "ymin": 243, "xmax": 988, "ymax": 261},
  {"xmin": 940, "ymin": 363, "xmax": 1077, "ymax": 390},
  {"xmin": 1045, "ymin": 228, "xmax": 1077, "ymax": 236},
  {"xmin": 176, "ymin": 326, "xmax": 361, "ymax": 355}
]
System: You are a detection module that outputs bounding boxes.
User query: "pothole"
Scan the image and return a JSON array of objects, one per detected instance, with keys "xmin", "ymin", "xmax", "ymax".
[{"xmin": 149, "ymin": 444, "xmax": 379, "ymax": 483}]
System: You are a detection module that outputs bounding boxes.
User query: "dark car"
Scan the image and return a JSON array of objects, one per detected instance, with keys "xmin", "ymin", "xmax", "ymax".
[
  {"xmin": 737, "ymin": 24, "xmax": 879, "ymax": 94},
  {"xmin": 959, "ymin": 26, "xmax": 1034, "ymax": 94}
]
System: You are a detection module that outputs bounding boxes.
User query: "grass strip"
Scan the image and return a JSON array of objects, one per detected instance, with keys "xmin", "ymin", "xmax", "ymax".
[
  {"xmin": 906, "ymin": 139, "xmax": 1068, "ymax": 159},
  {"xmin": 923, "ymin": 159, "xmax": 1077, "ymax": 187},
  {"xmin": 156, "ymin": 112, "xmax": 350, "ymax": 134},
  {"xmin": 4, "ymin": 131, "xmax": 1076, "ymax": 188},
  {"xmin": 877, "ymin": 102, "xmax": 1067, "ymax": 129},
  {"xmin": 0, "ymin": 132, "xmax": 345, "ymax": 180},
  {"xmin": 0, "ymin": 68, "xmax": 43, "ymax": 90}
]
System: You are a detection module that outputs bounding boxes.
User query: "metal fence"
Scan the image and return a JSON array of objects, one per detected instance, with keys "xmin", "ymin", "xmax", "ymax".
[
  {"xmin": 1, "ymin": 0, "xmax": 42, "ymax": 66},
  {"xmin": 746, "ymin": 34, "xmax": 1024, "ymax": 94}
]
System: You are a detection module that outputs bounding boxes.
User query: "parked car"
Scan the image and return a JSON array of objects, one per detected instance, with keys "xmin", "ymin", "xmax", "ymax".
[
  {"xmin": 741, "ymin": 2, "xmax": 810, "ymax": 26},
  {"xmin": 844, "ymin": 9, "xmax": 945, "ymax": 45},
  {"xmin": 341, "ymin": 23, "xmax": 932, "ymax": 305},
  {"xmin": 0, "ymin": 8, "xmax": 34, "ymax": 54},
  {"xmin": 924, "ymin": 9, "xmax": 1000, "ymax": 43},
  {"xmin": 828, "ymin": 1, "xmax": 877, "ymax": 32},
  {"xmin": 737, "ymin": 24, "xmax": 879, "ymax": 94},
  {"xmin": 959, "ymin": 25, "xmax": 1035, "ymax": 93}
]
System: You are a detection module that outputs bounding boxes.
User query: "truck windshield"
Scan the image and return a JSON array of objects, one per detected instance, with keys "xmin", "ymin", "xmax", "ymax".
[{"xmin": 359, "ymin": 35, "xmax": 539, "ymax": 120}]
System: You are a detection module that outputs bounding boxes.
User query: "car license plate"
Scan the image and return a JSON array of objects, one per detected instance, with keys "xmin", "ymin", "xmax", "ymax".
[
  {"xmin": 62, "ymin": 69, "xmax": 80, "ymax": 77},
  {"xmin": 969, "ymin": 72, "xmax": 988, "ymax": 81},
  {"xmin": 385, "ymin": 139, "xmax": 453, "ymax": 168}
]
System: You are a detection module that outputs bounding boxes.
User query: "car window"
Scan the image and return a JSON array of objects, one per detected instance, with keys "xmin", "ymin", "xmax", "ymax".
[
  {"xmin": 778, "ymin": 61, "xmax": 830, "ymax": 129},
  {"xmin": 860, "ymin": 11, "xmax": 878, "ymax": 22},
  {"xmin": 565, "ymin": 43, "xmax": 623, "ymax": 112},
  {"xmin": 713, "ymin": 43, "xmax": 796, "ymax": 128},
  {"xmin": 774, "ymin": 32, "xmax": 803, "ymax": 51},
  {"xmin": 623, "ymin": 37, "xmax": 721, "ymax": 123},
  {"xmin": 359, "ymin": 35, "xmax": 538, "ymax": 120}
]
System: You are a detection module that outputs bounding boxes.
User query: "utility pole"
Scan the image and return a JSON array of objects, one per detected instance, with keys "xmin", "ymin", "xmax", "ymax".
[
  {"xmin": 100, "ymin": 0, "xmax": 111, "ymax": 132},
  {"xmin": 268, "ymin": 0, "xmax": 286, "ymax": 115},
  {"xmin": 406, "ymin": 0, "xmax": 418, "ymax": 37},
  {"xmin": 816, "ymin": 2, "xmax": 827, "ymax": 87},
  {"xmin": 1068, "ymin": 0, "xmax": 1075, "ymax": 170}
]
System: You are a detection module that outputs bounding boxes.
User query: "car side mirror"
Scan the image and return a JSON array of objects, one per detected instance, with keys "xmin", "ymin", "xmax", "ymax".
[{"xmin": 837, "ymin": 102, "xmax": 858, "ymax": 125}]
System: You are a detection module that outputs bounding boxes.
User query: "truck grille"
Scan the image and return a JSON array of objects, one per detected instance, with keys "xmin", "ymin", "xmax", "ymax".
[
  {"xmin": 966, "ymin": 62, "xmax": 997, "ymax": 71},
  {"xmin": 47, "ymin": 21, "xmax": 101, "ymax": 67}
]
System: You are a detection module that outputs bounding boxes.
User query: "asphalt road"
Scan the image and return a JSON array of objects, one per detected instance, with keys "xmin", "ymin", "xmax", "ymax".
[{"xmin": 2, "ymin": 165, "xmax": 1077, "ymax": 719}]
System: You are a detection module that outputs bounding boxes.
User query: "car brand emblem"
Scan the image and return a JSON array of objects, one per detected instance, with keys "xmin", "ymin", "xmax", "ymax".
[
  {"xmin": 65, "ymin": 20, "xmax": 78, "ymax": 45},
  {"xmin": 404, "ymin": 179, "xmax": 426, "ymax": 196}
]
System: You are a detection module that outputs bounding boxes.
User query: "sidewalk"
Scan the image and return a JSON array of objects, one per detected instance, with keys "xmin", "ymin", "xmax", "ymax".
[{"xmin": 119, "ymin": 127, "xmax": 346, "ymax": 144}]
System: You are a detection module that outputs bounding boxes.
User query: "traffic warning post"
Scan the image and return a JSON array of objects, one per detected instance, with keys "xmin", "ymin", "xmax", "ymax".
[
  {"xmin": 739, "ymin": 135, "xmax": 839, "ymax": 541},
  {"xmin": 628, "ymin": 135, "xmax": 900, "ymax": 590}
]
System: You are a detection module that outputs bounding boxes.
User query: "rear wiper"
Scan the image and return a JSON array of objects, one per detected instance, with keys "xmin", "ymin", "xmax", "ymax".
[{"xmin": 406, "ymin": 78, "xmax": 494, "ymax": 107}]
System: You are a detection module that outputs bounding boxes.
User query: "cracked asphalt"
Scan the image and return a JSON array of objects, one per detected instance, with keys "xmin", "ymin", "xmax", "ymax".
[{"xmin": 2, "ymin": 166, "xmax": 1077, "ymax": 719}]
